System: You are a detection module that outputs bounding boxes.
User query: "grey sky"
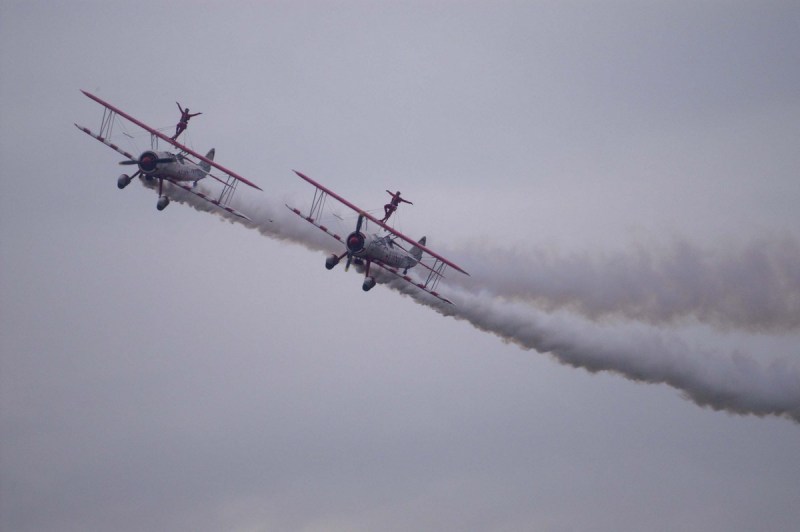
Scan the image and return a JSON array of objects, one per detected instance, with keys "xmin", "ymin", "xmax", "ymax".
[{"xmin": 2, "ymin": 2, "xmax": 799, "ymax": 531}]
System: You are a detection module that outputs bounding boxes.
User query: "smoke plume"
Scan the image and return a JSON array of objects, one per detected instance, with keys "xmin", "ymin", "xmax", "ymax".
[
  {"xmin": 449, "ymin": 239, "xmax": 800, "ymax": 333},
  {"xmin": 155, "ymin": 179, "xmax": 800, "ymax": 423}
]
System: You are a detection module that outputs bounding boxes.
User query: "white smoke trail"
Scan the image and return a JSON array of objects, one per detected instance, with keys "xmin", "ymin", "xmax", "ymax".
[
  {"xmin": 417, "ymin": 285, "xmax": 800, "ymax": 423},
  {"xmin": 153, "ymin": 179, "xmax": 800, "ymax": 423},
  {"xmin": 446, "ymin": 239, "xmax": 800, "ymax": 333}
]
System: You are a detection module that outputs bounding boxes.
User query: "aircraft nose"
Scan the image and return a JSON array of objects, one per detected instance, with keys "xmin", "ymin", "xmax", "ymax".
[
  {"xmin": 346, "ymin": 232, "xmax": 366, "ymax": 253},
  {"xmin": 138, "ymin": 152, "xmax": 158, "ymax": 173}
]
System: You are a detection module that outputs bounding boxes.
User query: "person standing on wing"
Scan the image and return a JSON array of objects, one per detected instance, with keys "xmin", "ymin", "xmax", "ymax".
[
  {"xmin": 172, "ymin": 102, "xmax": 202, "ymax": 140},
  {"xmin": 381, "ymin": 190, "xmax": 413, "ymax": 223}
]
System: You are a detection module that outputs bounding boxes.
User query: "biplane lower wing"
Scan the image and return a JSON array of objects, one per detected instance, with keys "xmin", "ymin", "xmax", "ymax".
[
  {"xmin": 285, "ymin": 204, "xmax": 346, "ymax": 243},
  {"xmin": 75, "ymin": 123, "xmax": 136, "ymax": 161},
  {"xmin": 168, "ymin": 181, "xmax": 252, "ymax": 221},
  {"xmin": 370, "ymin": 261, "xmax": 454, "ymax": 304}
]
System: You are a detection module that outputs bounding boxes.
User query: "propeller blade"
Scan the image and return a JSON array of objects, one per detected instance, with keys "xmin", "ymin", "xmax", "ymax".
[
  {"xmin": 345, "ymin": 253, "xmax": 353, "ymax": 272},
  {"xmin": 355, "ymin": 214, "xmax": 364, "ymax": 233},
  {"xmin": 119, "ymin": 157, "xmax": 173, "ymax": 165}
]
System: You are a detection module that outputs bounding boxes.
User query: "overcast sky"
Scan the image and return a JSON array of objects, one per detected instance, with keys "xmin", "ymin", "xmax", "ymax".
[{"xmin": 2, "ymin": 2, "xmax": 799, "ymax": 531}]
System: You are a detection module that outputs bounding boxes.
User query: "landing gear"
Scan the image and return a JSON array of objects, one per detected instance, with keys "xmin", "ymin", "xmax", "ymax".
[
  {"xmin": 362, "ymin": 277, "xmax": 376, "ymax": 292},
  {"xmin": 155, "ymin": 178, "xmax": 169, "ymax": 211},
  {"xmin": 117, "ymin": 174, "xmax": 132, "ymax": 189},
  {"xmin": 325, "ymin": 253, "xmax": 340, "ymax": 270},
  {"xmin": 361, "ymin": 260, "xmax": 376, "ymax": 292},
  {"xmin": 325, "ymin": 243, "xmax": 377, "ymax": 292}
]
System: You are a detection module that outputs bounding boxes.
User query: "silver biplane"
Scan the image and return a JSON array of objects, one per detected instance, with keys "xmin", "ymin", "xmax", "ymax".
[
  {"xmin": 287, "ymin": 171, "xmax": 469, "ymax": 304},
  {"xmin": 75, "ymin": 90, "xmax": 261, "ymax": 220}
]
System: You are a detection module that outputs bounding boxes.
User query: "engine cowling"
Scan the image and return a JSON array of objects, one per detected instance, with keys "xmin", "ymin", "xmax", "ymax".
[
  {"xmin": 346, "ymin": 231, "xmax": 366, "ymax": 254},
  {"xmin": 137, "ymin": 151, "xmax": 160, "ymax": 174}
]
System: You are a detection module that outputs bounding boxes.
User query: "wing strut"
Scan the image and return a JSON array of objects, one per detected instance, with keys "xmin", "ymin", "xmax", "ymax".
[
  {"xmin": 306, "ymin": 185, "xmax": 329, "ymax": 223},
  {"xmin": 424, "ymin": 259, "xmax": 448, "ymax": 293}
]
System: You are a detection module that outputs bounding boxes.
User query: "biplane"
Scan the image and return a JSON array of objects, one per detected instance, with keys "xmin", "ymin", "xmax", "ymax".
[
  {"xmin": 75, "ymin": 90, "xmax": 261, "ymax": 220},
  {"xmin": 287, "ymin": 171, "xmax": 469, "ymax": 304}
]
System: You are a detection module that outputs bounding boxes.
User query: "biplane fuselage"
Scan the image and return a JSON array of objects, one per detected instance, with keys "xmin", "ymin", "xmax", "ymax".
[
  {"xmin": 322, "ymin": 223, "xmax": 427, "ymax": 292},
  {"xmin": 132, "ymin": 149, "xmax": 212, "ymax": 184},
  {"xmin": 345, "ymin": 232, "xmax": 423, "ymax": 272}
]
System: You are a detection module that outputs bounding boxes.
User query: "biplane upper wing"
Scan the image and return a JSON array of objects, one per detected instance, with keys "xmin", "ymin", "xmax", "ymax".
[
  {"xmin": 78, "ymin": 90, "xmax": 262, "ymax": 191},
  {"xmin": 289, "ymin": 169, "xmax": 468, "ymax": 276}
]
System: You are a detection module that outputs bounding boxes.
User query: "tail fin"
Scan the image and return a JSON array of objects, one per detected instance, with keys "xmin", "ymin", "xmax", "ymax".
[
  {"xmin": 410, "ymin": 236, "xmax": 426, "ymax": 261},
  {"xmin": 200, "ymin": 148, "xmax": 215, "ymax": 173}
]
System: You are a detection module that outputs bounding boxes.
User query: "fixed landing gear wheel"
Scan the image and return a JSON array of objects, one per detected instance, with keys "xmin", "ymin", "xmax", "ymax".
[
  {"xmin": 362, "ymin": 277, "xmax": 376, "ymax": 292},
  {"xmin": 117, "ymin": 174, "xmax": 131, "ymax": 189},
  {"xmin": 325, "ymin": 254, "xmax": 340, "ymax": 270},
  {"xmin": 156, "ymin": 196, "xmax": 170, "ymax": 211}
]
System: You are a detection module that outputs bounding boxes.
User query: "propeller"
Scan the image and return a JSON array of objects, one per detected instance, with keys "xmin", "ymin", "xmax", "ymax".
[
  {"xmin": 118, "ymin": 157, "xmax": 175, "ymax": 165},
  {"xmin": 119, "ymin": 151, "xmax": 176, "ymax": 173},
  {"xmin": 344, "ymin": 214, "xmax": 366, "ymax": 272}
]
